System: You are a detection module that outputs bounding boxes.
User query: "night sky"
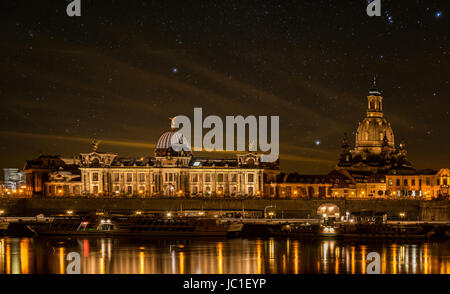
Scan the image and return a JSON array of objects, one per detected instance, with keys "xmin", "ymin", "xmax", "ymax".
[{"xmin": 1, "ymin": 0, "xmax": 449, "ymax": 173}]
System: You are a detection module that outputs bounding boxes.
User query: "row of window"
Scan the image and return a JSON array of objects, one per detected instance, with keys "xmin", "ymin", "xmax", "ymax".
[
  {"xmin": 89, "ymin": 185, "xmax": 253, "ymax": 195},
  {"xmin": 387, "ymin": 178, "xmax": 447, "ymax": 187},
  {"xmin": 89, "ymin": 172, "xmax": 256, "ymax": 183}
]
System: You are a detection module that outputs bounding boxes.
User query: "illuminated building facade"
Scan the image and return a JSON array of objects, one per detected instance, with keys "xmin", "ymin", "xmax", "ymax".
[
  {"xmin": 43, "ymin": 129, "xmax": 279, "ymax": 197},
  {"xmin": 336, "ymin": 79, "xmax": 413, "ymax": 174},
  {"xmin": 1, "ymin": 168, "xmax": 25, "ymax": 196},
  {"xmin": 22, "ymin": 81, "xmax": 449, "ymax": 200},
  {"xmin": 385, "ymin": 168, "xmax": 450, "ymax": 200}
]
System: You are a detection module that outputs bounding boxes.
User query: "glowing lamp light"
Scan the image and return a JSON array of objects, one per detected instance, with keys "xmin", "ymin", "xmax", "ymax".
[
  {"xmin": 0, "ymin": 210, "xmax": 4, "ymax": 215},
  {"xmin": 66, "ymin": 210, "xmax": 73, "ymax": 215},
  {"xmin": 167, "ymin": 212, "xmax": 172, "ymax": 217},
  {"xmin": 135, "ymin": 211, "xmax": 142, "ymax": 215}
]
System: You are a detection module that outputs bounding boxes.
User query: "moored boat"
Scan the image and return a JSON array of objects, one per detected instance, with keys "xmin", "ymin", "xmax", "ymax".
[
  {"xmin": 35, "ymin": 215, "xmax": 243, "ymax": 238},
  {"xmin": 338, "ymin": 224, "xmax": 435, "ymax": 239}
]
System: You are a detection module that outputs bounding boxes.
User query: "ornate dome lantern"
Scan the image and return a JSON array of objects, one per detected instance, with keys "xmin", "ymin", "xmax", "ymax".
[{"xmin": 355, "ymin": 78, "xmax": 395, "ymax": 154}]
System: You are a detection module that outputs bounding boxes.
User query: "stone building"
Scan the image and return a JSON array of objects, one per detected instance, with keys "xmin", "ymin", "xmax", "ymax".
[
  {"xmin": 337, "ymin": 79, "xmax": 413, "ymax": 174},
  {"xmin": 1, "ymin": 168, "xmax": 25, "ymax": 196},
  {"xmin": 43, "ymin": 128, "xmax": 279, "ymax": 198},
  {"xmin": 385, "ymin": 168, "xmax": 450, "ymax": 200},
  {"xmin": 24, "ymin": 155, "xmax": 80, "ymax": 197}
]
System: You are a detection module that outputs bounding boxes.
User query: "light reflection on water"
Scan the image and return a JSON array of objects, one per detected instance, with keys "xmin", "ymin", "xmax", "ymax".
[{"xmin": 0, "ymin": 237, "xmax": 448, "ymax": 274}]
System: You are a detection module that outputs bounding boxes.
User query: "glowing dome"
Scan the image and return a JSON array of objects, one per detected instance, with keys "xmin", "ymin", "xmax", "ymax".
[{"xmin": 154, "ymin": 129, "xmax": 191, "ymax": 157}]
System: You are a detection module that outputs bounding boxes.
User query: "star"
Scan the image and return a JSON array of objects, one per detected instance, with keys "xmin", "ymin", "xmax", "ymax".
[
  {"xmin": 315, "ymin": 140, "xmax": 321, "ymax": 146},
  {"xmin": 435, "ymin": 11, "xmax": 442, "ymax": 18},
  {"xmin": 172, "ymin": 67, "xmax": 178, "ymax": 73}
]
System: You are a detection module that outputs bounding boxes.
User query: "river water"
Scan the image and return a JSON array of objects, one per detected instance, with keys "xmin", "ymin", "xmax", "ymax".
[{"xmin": 0, "ymin": 237, "xmax": 448, "ymax": 274}]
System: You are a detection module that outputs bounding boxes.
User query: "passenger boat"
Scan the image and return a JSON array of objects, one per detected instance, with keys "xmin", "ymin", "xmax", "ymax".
[
  {"xmin": 319, "ymin": 225, "xmax": 338, "ymax": 237},
  {"xmin": 0, "ymin": 220, "xmax": 9, "ymax": 234},
  {"xmin": 270, "ymin": 223, "xmax": 322, "ymax": 238},
  {"xmin": 338, "ymin": 224, "xmax": 435, "ymax": 239},
  {"xmin": 35, "ymin": 215, "xmax": 243, "ymax": 238}
]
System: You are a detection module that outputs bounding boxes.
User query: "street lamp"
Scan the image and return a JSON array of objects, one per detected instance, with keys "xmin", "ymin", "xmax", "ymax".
[{"xmin": 264, "ymin": 205, "xmax": 276, "ymax": 219}]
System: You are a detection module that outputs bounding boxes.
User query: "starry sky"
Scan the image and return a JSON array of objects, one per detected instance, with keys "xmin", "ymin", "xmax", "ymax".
[{"xmin": 0, "ymin": 0, "xmax": 449, "ymax": 173}]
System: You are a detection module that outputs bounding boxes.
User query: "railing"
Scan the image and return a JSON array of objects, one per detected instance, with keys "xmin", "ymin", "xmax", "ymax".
[{"xmin": 1, "ymin": 194, "xmax": 446, "ymax": 201}]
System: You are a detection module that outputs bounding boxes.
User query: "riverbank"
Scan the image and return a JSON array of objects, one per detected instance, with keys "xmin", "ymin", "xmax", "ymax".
[{"xmin": 0, "ymin": 198, "xmax": 448, "ymax": 220}]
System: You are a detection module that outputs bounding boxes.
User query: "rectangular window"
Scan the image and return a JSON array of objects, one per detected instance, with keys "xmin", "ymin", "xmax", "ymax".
[
  {"xmin": 92, "ymin": 173, "xmax": 99, "ymax": 182},
  {"xmin": 205, "ymin": 174, "xmax": 211, "ymax": 182},
  {"xmin": 127, "ymin": 173, "xmax": 132, "ymax": 182},
  {"xmin": 169, "ymin": 173, "xmax": 173, "ymax": 182},
  {"xmin": 192, "ymin": 174, "xmax": 198, "ymax": 182},
  {"xmin": 388, "ymin": 179, "xmax": 393, "ymax": 186},
  {"xmin": 139, "ymin": 173, "xmax": 145, "ymax": 182},
  {"xmin": 404, "ymin": 179, "xmax": 408, "ymax": 186},
  {"xmin": 193, "ymin": 186, "xmax": 198, "ymax": 194},
  {"xmin": 412, "ymin": 179, "xmax": 416, "ymax": 186},
  {"xmin": 419, "ymin": 179, "xmax": 422, "ymax": 186},
  {"xmin": 426, "ymin": 178, "xmax": 431, "ymax": 186},
  {"xmin": 93, "ymin": 186, "xmax": 98, "ymax": 194},
  {"xmin": 437, "ymin": 179, "xmax": 440, "ymax": 185},
  {"xmin": 127, "ymin": 186, "xmax": 132, "ymax": 194},
  {"xmin": 218, "ymin": 174, "xmax": 224, "ymax": 182},
  {"xmin": 247, "ymin": 174, "xmax": 255, "ymax": 183},
  {"xmin": 114, "ymin": 173, "xmax": 119, "ymax": 182},
  {"xmin": 396, "ymin": 179, "xmax": 400, "ymax": 186},
  {"xmin": 231, "ymin": 174, "xmax": 237, "ymax": 183}
]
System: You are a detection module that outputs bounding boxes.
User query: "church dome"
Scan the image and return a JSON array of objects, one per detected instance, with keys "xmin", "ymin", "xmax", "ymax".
[
  {"xmin": 356, "ymin": 117, "xmax": 395, "ymax": 149},
  {"xmin": 154, "ymin": 129, "xmax": 191, "ymax": 157}
]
